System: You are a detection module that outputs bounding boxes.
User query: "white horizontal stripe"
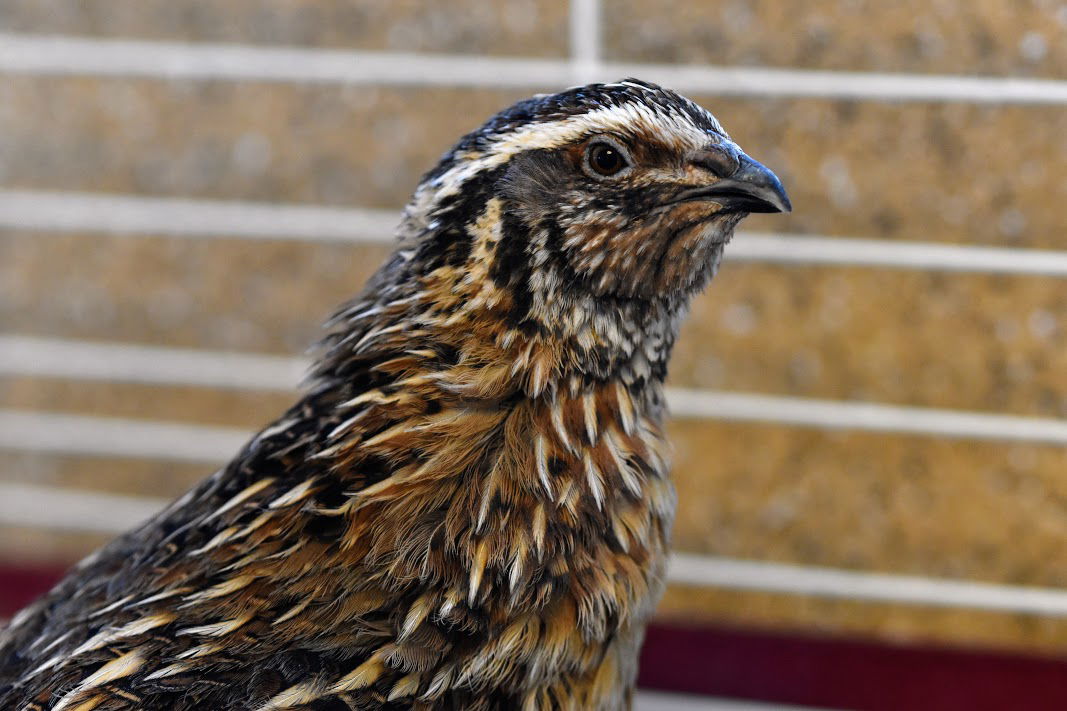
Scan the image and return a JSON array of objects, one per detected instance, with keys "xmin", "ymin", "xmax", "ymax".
[
  {"xmin": 729, "ymin": 232, "xmax": 1067, "ymax": 276},
  {"xmin": 664, "ymin": 388, "xmax": 1067, "ymax": 444},
  {"xmin": 0, "ymin": 33, "xmax": 576, "ymax": 88},
  {"xmin": 668, "ymin": 553, "xmax": 1067, "ymax": 617},
  {"xmin": 4, "ymin": 481, "xmax": 1067, "ymax": 619},
  {"xmin": 0, "ymin": 483, "xmax": 162, "ymax": 534},
  {"xmin": 0, "ymin": 190, "xmax": 397, "ymax": 243},
  {"xmin": 6, "ymin": 190, "xmax": 1067, "ymax": 276},
  {"xmin": 0, "ymin": 335, "xmax": 305, "ymax": 392},
  {"xmin": 5, "ymin": 338, "xmax": 1067, "ymax": 443},
  {"xmin": 1, "ymin": 33, "xmax": 1067, "ymax": 104},
  {"xmin": 611, "ymin": 60, "xmax": 1067, "ymax": 104},
  {"xmin": 0, "ymin": 411, "xmax": 248, "ymax": 462}
]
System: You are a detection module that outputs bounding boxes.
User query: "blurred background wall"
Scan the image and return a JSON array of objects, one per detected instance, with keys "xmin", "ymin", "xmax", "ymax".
[{"xmin": 4, "ymin": 1, "xmax": 1067, "ymax": 707}]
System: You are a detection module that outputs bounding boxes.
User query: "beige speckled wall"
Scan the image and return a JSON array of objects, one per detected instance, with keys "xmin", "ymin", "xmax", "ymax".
[{"xmin": 3, "ymin": 0, "xmax": 1067, "ymax": 655}]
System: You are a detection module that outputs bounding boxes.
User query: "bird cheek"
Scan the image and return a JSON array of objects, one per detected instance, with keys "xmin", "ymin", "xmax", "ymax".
[{"xmin": 673, "ymin": 200, "xmax": 729, "ymax": 221}]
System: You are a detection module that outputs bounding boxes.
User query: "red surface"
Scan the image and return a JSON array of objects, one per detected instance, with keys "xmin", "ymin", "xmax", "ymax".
[
  {"xmin": 6, "ymin": 565, "xmax": 1067, "ymax": 709},
  {"xmin": 638, "ymin": 621, "xmax": 1067, "ymax": 710},
  {"xmin": 0, "ymin": 564, "xmax": 68, "ymax": 618}
]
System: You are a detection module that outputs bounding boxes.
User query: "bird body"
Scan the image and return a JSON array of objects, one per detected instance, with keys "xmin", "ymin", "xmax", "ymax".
[{"xmin": 0, "ymin": 80, "xmax": 789, "ymax": 710}]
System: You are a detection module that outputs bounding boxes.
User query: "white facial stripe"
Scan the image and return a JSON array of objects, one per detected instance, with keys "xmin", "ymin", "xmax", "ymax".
[
  {"xmin": 488, "ymin": 101, "xmax": 708, "ymax": 156},
  {"xmin": 430, "ymin": 99, "xmax": 720, "ymax": 200}
]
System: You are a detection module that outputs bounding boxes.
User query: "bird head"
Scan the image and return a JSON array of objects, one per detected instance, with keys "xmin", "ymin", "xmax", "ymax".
[
  {"xmin": 403, "ymin": 78, "xmax": 789, "ymax": 302},
  {"xmin": 325, "ymin": 80, "xmax": 790, "ymax": 390}
]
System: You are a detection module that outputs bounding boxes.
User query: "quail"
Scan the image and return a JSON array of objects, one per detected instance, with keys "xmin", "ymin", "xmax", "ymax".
[{"xmin": 0, "ymin": 79, "xmax": 790, "ymax": 710}]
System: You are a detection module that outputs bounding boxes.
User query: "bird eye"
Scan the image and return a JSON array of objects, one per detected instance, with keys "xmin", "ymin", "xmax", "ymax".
[{"xmin": 584, "ymin": 140, "xmax": 630, "ymax": 178}]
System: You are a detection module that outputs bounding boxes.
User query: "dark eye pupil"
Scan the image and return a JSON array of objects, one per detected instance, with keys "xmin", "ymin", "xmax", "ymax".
[{"xmin": 589, "ymin": 144, "xmax": 625, "ymax": 176}]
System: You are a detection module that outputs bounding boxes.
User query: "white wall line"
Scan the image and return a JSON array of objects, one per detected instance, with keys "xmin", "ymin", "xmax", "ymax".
[
  {"xmin": 5, "ymin": 338, "xmax": 1067, "ymax": 443},
  {"xmin": 0, "ymin": 482, "xmax": 163, "ymax": 534},
  {"xmin": 6, "ymin": 190, "xmax": 1067, "ymax": 276},
  {"xmin": 3, "ymin": 33, "xmax": 1067, "ymax": 104},
  {"xmin": 4, "ymin": 481, "xmax": 1067, "ymax": 618},
  {"xmin": 0, "ymin": 33, "xmax": 574, "ymax": 88},
  {"xmin": 0, "ymin": 411, "xmax": 248, "ymax": 463},
  {"xmin": 729, "ymin": 232, "xmax": 1067, "ymax": 275},
  {"xmin": 3, "ymin": 368, "xmax": 1067, "ymax": 446},
  {"xmin": 0, "ymin": 335, "xmax": 306, "ymax": 392},
  {"xmin": 0, "ymin": 190, "xmax": 397, "ymax": 243},
  {"xmin": 609, "ymin": 60, "xmax": 1067, "ymax": 104},
  {"xmin": 664, "ymin": 389, "xmax": 1067, "ymax": 445},
  {"xmin": 668, "ymin": 553, "xmax": 1067, "ymax": 617}
]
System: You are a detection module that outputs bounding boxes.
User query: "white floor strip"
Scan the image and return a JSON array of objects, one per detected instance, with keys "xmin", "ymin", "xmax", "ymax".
[
  {"xmin": 0, "ymin": 190, "xmax": 397, "ymax": 243},
  {"xmin": 0, "ymin": 335, "xmax": 305, "ymax": 392},
  {"xmin": 2, "ymin": 33, "xmax": 1067, "ymax": 104},
  {"xmin": 0, "ymin": 411, "xmax": 248, "ymax": 463},
  {"xmin": 6, "ymin": 190, "xmax": 1067, "ymax": 276},
  {"xmin": 5, "ymin": 338, "xmax": 1067, "ymax": 444},
  {"xmin": 635, "ymin": 691, "xmax": 830, "ymax": 711},
  {"xmin": 4, "ymin": 481, "xmax": 1067, "ymax": 619}
]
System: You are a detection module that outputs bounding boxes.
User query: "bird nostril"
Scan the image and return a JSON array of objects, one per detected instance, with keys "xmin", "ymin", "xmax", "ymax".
[{"xmin": 690, "ymin": 147, "xmax": 740, "ymax": 179}]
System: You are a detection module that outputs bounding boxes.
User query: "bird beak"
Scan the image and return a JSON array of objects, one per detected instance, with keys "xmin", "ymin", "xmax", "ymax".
[
  {"xmin": 683, "ymin": 148, "xmax": 792, "ymax": 214},
  {"xmin": 714, "ymin": 153, "xmax": 792, "ymax": 214}
]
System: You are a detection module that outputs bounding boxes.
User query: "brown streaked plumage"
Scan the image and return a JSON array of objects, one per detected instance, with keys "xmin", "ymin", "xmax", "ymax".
[{"xmin": 0, "ymin": 79, "xmax": 790, "ymax": 710}]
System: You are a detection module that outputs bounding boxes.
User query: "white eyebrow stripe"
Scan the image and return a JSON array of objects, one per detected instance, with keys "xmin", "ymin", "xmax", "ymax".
[
  {"xmin": 486, "ymin": 101, "xmax": 708, "ymax": 156},
  {"xmin": 432, "ymin": 100, "xmax": 714, "ymax": 197}
]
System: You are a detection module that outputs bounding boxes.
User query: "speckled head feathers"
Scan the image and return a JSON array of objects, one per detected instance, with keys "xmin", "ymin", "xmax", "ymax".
[
  {"xmin": 428, "ymin": 78, "xmax": 728, "ymax": 175},
  {"xmin": 351, "ymin": 78, "xmax": 792, "ymax": 387},
  {"xmin": 399, "ymin": 78, "xmax": 789, "ymax": 304}
]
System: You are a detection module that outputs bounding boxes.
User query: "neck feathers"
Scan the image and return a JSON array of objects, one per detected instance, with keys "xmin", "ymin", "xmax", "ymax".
[{"xmin": 316, "ymin": 190, "xmax": 690, "ymax": 398}]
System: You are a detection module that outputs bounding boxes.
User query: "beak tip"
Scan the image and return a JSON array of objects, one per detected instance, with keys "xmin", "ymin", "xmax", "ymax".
[
  {"xmin": 769, "ymin": 175, "xmax": 792, "ymax": 214},
  {"xmin": 682, "ymin": 148, "xmax": 793, "ymax": 215},
  {"xmin": 734, "ymin": 153, "xmax": 791, "ymax": 215}
]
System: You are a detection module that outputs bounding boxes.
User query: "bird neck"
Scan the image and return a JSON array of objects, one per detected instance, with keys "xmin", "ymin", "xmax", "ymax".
[
  {"xmin": 318, "ymin": 195, "xmax": 693, "ymax": 400},
  {"xmin": 311, "ymin": 311, "xmax": 677, "ymax": 635},
  {"xmin": 300, "ymin": 227, "xmax": 683, "ymax": 672}
]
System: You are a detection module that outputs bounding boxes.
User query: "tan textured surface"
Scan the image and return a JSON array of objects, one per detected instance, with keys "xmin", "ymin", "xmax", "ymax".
[
  {"xmin": 5, "ymin": 3, "xmax": 1067, "ymax": 655},
  {"xmin": 0, "ymin": 378, "xmax": 292, "ymax": 427},
  {"xmin": 669, "ymin": 421, "xmax": 1067, "ymax": 587},
  {"xmin": 5, "ymin": 78, "xmax": 1067, "ymax": 249},
  {"xmin": 0, "ymin": 79, "xmax": 529, "ymax": 208},
  {"xmin": 0, "ymin": 452, "xmax": 207, "ymax": 499},
  {"xmin": 6, "ymin": 232, "xmax": 1067, "ymax": 418},
  {"xmin": 658, "ymin": 586, "xmax": 1067, "ymax": 656},
  {"xmin": 673, "ymin": 265, "xmax": 1067, "ymax": 418},
  {"xmin": 699, "ymin": 95, "xmax": 1067, "ymax": 250},
  {"xmin": 0, "ymin": 231, "xmax": 392, "ymax": 351},
  {"xmin": 604, "ymin": 0, "xmax": 1067, "ymax": 78},
  {"xmin": 0, "ymin": 0, "xmax": 570, "ymax": 56}
]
